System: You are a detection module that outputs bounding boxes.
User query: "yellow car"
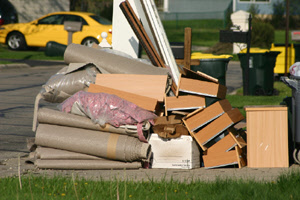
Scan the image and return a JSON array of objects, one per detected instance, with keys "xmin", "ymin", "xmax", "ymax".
[{"xmin": 0, "ymin": 11, "xmax": 112, "ymax": 50}]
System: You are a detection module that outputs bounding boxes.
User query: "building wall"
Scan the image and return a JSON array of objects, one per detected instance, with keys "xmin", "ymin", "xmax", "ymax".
[
  {"xmin": 161, "ymin": 0, "xmax": 232, "ymax": 20},
  {"xmin": 9, "ymin": 0, "xmax": 69, "ymax": 23},
  {"xmin": 234, "ymin": 0, "xmax": 280, "ymax": 15}
]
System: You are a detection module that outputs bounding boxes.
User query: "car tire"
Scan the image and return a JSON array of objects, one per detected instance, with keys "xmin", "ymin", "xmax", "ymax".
[
  {"xmin": 81, "ymin": 37, "xmax": 99, "ymax": 47},
  {"xmin": 7, "ymin": 32, "xmax": 27, "ymax": 50}
]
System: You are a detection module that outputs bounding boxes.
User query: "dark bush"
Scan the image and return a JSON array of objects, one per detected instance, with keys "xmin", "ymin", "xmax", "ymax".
[{"xmin": 251, "ymin": 20, "xmax": 275, "ymax": 49}]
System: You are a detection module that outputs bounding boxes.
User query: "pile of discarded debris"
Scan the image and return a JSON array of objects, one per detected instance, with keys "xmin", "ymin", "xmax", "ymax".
[{"xmin": 27, "ymin": 0, "xmax": 248, "ymax": 170}]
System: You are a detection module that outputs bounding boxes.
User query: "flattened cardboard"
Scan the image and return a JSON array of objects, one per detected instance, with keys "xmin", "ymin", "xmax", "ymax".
[
  {"xmin": 183, "ymin": 99, "xmax": 232, "ymax": 132},
  {"xmin": 95, "ymin": 74, "xmax": 168, "ymax": 102},
  {"xmin": 192, "ymin": 108, "xmax": 245, "ymax": 150},
  {"xmin": 178, "ymin": 77, "xmax": 226, "ymax": 98},
  {"xmin": 245, "ymin": 105, "xmax": 289, "ymax": 168},
  {"xmin": 88, "ymin": 83, "xmax": 158, "ymax": 111},
  {"xmin": 165, "ymin": 95, "xmax": 205, "ymax": 111}
]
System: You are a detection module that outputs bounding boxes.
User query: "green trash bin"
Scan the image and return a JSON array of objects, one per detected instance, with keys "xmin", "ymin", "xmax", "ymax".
[
  {"xmin": 294, "ymin": 43, "xmax": 300, "ymax": 62},
  {"xmin": 190, "ymin": 53, "xmax": 232, "ymax": 86},
  {"xmin": 190, "ymin": 53, "xmax": 232, "ymax": 106},
  {"xmin": 238, "ymin": 49, "xmax": 280, "ymax": 96},
  {"xmin": 45, "ymin": 41, "xmax": 67, "ymax": 57}
]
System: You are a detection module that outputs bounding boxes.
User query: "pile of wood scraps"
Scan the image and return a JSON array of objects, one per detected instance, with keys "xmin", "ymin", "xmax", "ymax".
[{"xmin": 27, "ymin": 0, "xmax": 249, "ymax": 170}]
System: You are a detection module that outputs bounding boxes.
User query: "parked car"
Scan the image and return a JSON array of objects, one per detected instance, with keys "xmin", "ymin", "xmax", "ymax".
[
  {"xmin": 0, "ymin": 0, "xmax": 18, "ymax": 25},
  {"xmin": 0, "ymin": 11, "xmax": 112, "ymax": 50}
]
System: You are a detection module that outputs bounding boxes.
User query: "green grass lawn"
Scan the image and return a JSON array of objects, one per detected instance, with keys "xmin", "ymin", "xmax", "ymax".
[
  {"xmin": 227, "ymin": 81, "xmax": 292, "ymax": 117},
  {"xmin": 1, "ymin": 171, "xmax": 300, "ymax": 200},
  {"xmin": 0, "ymin": 44, "xmax": 63, "ymax": 61}
]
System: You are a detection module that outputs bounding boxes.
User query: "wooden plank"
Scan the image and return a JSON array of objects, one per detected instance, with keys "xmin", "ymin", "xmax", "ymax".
[
  {"xmin": 95, "ymin": 74, "xmax": 167, "ymax": 102},
  {"xmin": 193, "ymin": 108, "xmax": 244, "ymax": 149},
  {"xmin": 176, "ymin": 59, "xmax": 200, "ymax": 65},
  {"xmin": 182, "ymin": 67, "xmax": 219, "ymax": 83},
  {"xmin": 227, "ymin": 127, "xmax": 247, "ymax": 149},
  {"xmin": 120, "ymin": 1, "xmax": 165, "ymax": 68},
  {"xmin": 184, "ymin": 27, "xmax": 192, "ymax": 70},
  {"xmin": 205, "ymin": 134, "xmax": 237, "ymax": 155},
  {"xmin": 165, "ymin": 95, "xmax": 205, "ymax": 111},
  {"xmin": 245, "ymin": 106, "xmax": 289, "ymax": 168},
  {"xmin": 183, "ymin": 99, "xmax": 232, "ymax": 132},
  {"xmin": 179, "ymin": 77, "xmax": 227, "ymax": 99},
  {"xmin": 87, "ymin": 83, "xmax": 158, "ymax": 112},
  {"xmin": 120, "ymin": 0, "xmax": 178, "ymax": 94},
  {"xmin": 235, "ymin": 146, "xmax": 247, "ymax": 168},
  {"xmin": 203, "ymin": 150, "xmax": 238, "ymax": 168},
  {"xmin": 140, "ymin": 0, "xmax": 180, "ymax": 85}
]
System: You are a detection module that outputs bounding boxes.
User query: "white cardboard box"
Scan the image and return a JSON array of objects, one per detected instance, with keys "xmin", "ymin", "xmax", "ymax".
[{"xmin": 149, "ymin": 134, "xmax": 201, "ymax": 169}]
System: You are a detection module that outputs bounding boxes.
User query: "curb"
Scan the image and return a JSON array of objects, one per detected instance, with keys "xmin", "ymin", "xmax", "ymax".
[{"xmin": 0, "ymin": 63, "xmax": 31, "ymax": 69}]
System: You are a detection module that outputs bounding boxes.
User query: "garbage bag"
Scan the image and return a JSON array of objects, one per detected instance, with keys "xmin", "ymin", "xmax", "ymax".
[{"xmin": 290, "ymin": 62, "xmax": 300, "ymax": 76}]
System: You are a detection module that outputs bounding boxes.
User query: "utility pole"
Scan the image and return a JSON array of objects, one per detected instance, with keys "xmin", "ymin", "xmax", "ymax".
[{"xmin": 285, "ymin": 0, "xmax": 290, "ymax": 76}]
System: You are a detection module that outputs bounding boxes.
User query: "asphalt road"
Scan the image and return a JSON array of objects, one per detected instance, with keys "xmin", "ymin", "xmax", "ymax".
[{"xmin": 2, "ymin": 59, "xmax": 298, "ymax": 181}]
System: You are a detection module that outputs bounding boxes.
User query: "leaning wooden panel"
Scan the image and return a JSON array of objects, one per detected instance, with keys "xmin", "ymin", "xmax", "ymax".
[
  {"xmin": 178, "ymin": 77, "xmax": 227, "ymax": 99},
  {"xmin": 88, "ymin": 84, "xmax": 158, "ymax": 112},
  {"xmin": 165, "ymin": 95, "xmax": 205, "ymax": 111},
  {"xmin": 203, "ymin": 146, "xmax": 245, "ymax": 169},
  {"xmin": 193, "ymin": 108, "xmax": 245, "ymax": 150},
  {"xmin": 95, "ymin": 74, "xmax": 167, "ymax": 102},
  {"xmin": 245, "ymin": 105, "xmax": 289, "ymax": 168},
  {"xmin": 183, "ymin": 99, "xmax": 232, "ymax": 132},
  {"xmin": 182, "ymin": 67, "xmax": 219, "ymax": 83},
  {"xmin": 205, "ymin": 134, "xmax": 237, "ymax": 155},
  {"xmin": 203, "ymin": 149, "xmax": 238, "ymax": 169}
]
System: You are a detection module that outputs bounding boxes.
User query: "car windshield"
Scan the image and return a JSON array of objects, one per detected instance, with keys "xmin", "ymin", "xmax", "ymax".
[{"xmin": 89, "ymin": 15, "xmax": 111, "ymax": 25}]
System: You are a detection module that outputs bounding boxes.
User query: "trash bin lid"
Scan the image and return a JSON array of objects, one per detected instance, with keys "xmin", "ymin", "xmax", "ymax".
[
  {"xmin": 239, "ymin": 48, "xmax": 270, "ymax": 53},
  {"xmin": 191, "ymin": 52, "xmax": 232, "ymax": 60}
]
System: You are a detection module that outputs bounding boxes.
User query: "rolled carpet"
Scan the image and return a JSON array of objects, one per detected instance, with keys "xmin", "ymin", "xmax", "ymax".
[
  {"xmin": 35, "ymin": 159, "xmax": 141, "ymax": 170},
  {"xmin": 37, "ymin": 108, "xmax": 151, "ymax": 140},
  {"xmin": 35, "ymin": 124, "xmax": 151, "ymax": 162},
  {"xmin": 64, "ymin": 43, "xmax": 170, "ymax": 76},
  {"xmin": 35, "ymin": 146, "xmax": 103, "ymax": 160}
]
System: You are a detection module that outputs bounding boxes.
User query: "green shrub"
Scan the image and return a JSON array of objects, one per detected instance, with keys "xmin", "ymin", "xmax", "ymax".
[{"xmin": 251, "ymin": 20, "xmax": 275, "ymax": 49}]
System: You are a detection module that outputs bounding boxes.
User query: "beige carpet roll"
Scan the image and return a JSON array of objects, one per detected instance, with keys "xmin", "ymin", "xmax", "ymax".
[
  {"xmin": 64, "ymin": 43, "xmax": 170, "ymax": 76},
  {"xmin": 35, "ymin": 159, "xmax": 141, "ymax": 170},
  {"xmin": 37, "ymin": 108, "xmax": 150, "ymax": 139},
  {"xmin": 35, "ymin": 147, "xmax": 103, "ymax": 160},
  {"xmin": 35, "ymin": 124, "xmax": 151, "ymax": 162}
]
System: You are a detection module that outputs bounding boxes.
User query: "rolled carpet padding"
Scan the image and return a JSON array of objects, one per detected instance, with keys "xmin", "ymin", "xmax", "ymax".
[
  {"xmin": 37, "ymin": 108, "xmax": 151, "ymax": 140},
  {"xmin": 35, "ymin": 146, "xmax": 103, "ymax": 160},
  {"xmin": 35, "ymin": 159, "xmax": 141, "ymax": 170},
  {"xmin": 64, "ymin": 43, "xmax": 171, "ymax": 76},
  {"xmin": 35, "ymin": 124, "xmax": 151, "ymax": 162}
]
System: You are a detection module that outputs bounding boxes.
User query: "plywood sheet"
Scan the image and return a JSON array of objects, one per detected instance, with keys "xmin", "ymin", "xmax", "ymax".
[
  {"xmin": 245, "ymin": 105, "xmax": 289, "ymax": 168},
  {"xmin": 95, "ymin": 74, "xmax": 167, "ymax": 102},
  {"xmin": 179, "ymin": 77, "xmax": 227, "ymax": 98},
  {"xmin": 193, "ymin": 108, "xmax": 244, "ymax": 150},
  {"xmin": 165, "ymin": 95, "xmax": 205, "ymax": 111},
  {"xmin": 205, "ymin": 134, "xmax": 237, "ymax": 155},
  {"xmin": 203, "ymin": 146, "xmax": 245, "ymax": 169},
  {"xmin": 203, "ymin": 150, "xmax": 238, "ymax": 168},
  {"xmin": 88, "ymin": 83, "xmax": 158, "ymax": 111},
  {"xmin": 183, "ymin": 99, "xmax": 232, "ymax": 132}
]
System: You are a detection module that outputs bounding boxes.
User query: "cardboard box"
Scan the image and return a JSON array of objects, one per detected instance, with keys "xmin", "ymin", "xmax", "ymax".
[{"xmin": 149, "ymin": 134, "xmax": 201, "ymax": 169}]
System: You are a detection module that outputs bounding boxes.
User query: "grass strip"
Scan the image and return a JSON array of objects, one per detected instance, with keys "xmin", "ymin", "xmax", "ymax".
[
  {"xmin": 227, "ymin": 81, "xmax": 292, "ymax": 117},
  {"xmin": 0, "ymin": 170, "xmax": 299, "ymax": 200}
]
